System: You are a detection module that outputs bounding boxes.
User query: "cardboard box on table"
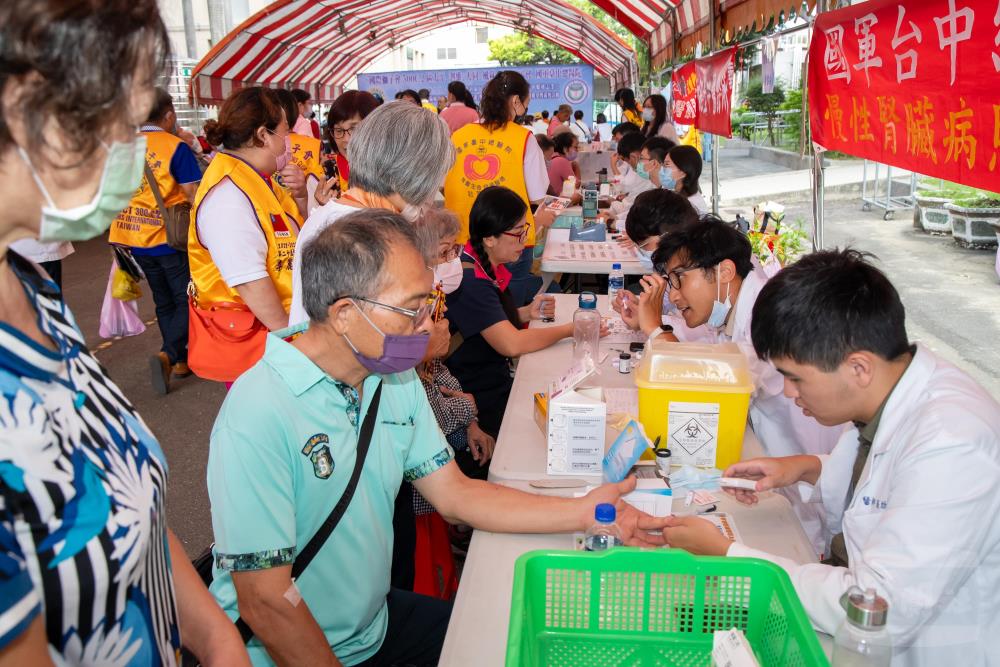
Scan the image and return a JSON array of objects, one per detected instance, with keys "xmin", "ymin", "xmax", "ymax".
[{"xmin": 544, "ymin": 357, "xmax": 607, "ymax": 476}]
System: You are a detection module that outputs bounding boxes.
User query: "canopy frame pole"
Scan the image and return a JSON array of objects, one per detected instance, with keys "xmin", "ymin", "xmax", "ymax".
[
  {"xmin": 709, "ymin": 0, "xmax": 720, "ymax": 216},
  {"xmin": 812, "ymin": 0, "xmax": 827, "ymax": 250}
]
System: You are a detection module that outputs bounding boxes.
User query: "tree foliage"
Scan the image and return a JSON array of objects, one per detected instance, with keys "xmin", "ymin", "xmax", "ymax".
[{"xmin": 488, "ymin": 33, "xmax": 577, "ymax": 66}]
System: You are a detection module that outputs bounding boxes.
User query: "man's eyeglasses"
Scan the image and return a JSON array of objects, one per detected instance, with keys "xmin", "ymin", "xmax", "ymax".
[
  {"xmin": 347, "ymin": 296, "xmax": 433, "ymax": 329},
  {"xmin": 665, "ymin": 267, "xmax": 697, "ymax": 290},
  {"xmin": 502, "ymin": 227, "xmax": 528, "ymax": 243},
  {"xmin": 332, "ymin": 126, "xmax": 356, "ymax": 139}
]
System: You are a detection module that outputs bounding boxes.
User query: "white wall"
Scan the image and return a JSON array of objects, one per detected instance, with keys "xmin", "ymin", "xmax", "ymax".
[
  {"xmin": 158, "ymin": 0, "xmax": 269, "ymax": 61},
  {"xmin": 362, "ymin": 23, "xmax": 516, "ymax": 75}
]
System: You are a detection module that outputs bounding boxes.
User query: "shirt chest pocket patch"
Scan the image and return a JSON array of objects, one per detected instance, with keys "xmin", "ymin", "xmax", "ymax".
[{"xmin": 302, "ymin": 433, "xmax": 335, "ymax": 480}]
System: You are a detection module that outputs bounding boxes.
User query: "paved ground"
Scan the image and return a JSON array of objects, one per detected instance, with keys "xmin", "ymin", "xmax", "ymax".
[{"xmin": 62, "ymin": 193, "xmax": 999, "ymax": 556}]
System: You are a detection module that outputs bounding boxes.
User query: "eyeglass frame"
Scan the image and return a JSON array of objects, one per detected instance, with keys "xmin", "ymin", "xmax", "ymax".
[
  {"xmin": 664, "ymin": 266, "xmax": 699, "ymax": 291},
  {"xmin": 335, "ymin": 295, "xmax": 434, "ymax": 329},
  {"xmin": 332, "ymin": 125, "xmax": 357, "ymax": 139},
  {"xmin": 440, "ymin": 243, "xmax": 463, "ymax": 262},
  {"xmin": 501, "ymin": 226, "xmax": 528, "ymax": 243}
]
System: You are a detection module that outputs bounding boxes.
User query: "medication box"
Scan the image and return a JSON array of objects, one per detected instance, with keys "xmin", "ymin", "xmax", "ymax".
[
  {"xmin": 635, "ymin": 341, "xmax": 753, "ymax": 469},
  {"xmin": 546, "ymin": 358, "xmax": 607, "ymax": 475}
]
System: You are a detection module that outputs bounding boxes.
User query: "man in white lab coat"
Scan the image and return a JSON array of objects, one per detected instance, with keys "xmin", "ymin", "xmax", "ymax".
[
  {"xmin": 635, "ymin": 222, "xmax": 846, "ymax": 551},
  {"xmin": 660, "ymin": 249, "xmax": 1000, "ymax": 665}
]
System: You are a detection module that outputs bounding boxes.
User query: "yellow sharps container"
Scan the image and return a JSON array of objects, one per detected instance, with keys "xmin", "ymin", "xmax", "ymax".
[{"xmin": 635, "ymin": 340, "xmax": 753, "ymax": 470}]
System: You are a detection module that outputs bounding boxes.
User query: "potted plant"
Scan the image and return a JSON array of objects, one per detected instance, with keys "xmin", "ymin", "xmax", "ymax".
[
  {"xmin": 945, "ymin": 195, "xmax": 1000, "ymax": 248},
  {"xmin": 913, "ymin": 187, "xmax": 954, "ymax": 234},
  {"xmin": 747, "ymin": 216, "xmax": 809, "ymax": 276}
]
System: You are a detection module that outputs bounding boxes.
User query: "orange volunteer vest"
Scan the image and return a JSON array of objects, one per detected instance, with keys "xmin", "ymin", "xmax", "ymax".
[
  {"xmin": 110, "ymin": 129, "xmax": 189, "ymax": 248},
  {"xmin": 188, "ymin": 152, "xmax": 300, "ymax": 311},
  {"xmin": 289, "ymin": 132, "xmax": 324, "ymax": 182},
  {"xmin": 443, "ymin": 121, "xmax": 536, "ymax": 246}
]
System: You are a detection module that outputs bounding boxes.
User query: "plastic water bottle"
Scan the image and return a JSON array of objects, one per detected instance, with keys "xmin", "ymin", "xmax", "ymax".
[
  {"xmin": 572, "ymin": 292, "xmax": 601, "ymax": 364},
  {"xmin": 608, "ymin": 263, "xmax": 624, "ymax": 305},
  {"xmin": 832, "ymin": 587, "xmax": 892, "ymax": 666},
  {"xmin": 584, "ymin": 503, "xmax": 624, "ymax": 551}
]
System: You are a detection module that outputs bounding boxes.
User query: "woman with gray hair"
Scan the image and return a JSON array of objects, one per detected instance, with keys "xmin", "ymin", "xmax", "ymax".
[{"xmin": 289, "ymin": 100, "xmax": 455, "ymax": 325}]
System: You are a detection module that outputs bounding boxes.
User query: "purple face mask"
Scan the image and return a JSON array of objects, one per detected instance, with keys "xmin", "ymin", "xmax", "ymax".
[{"xmin": 344, "ymin": 301, "xmax": 430, "ymax": 375}]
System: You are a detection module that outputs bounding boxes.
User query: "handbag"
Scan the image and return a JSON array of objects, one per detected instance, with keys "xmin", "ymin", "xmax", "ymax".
[
  {"xmin": 98, "ymin": 263, "xmax": 146, "ymax": 338},
  {"xmin": 144, "ymin": 161, "xmax": 192, "ymax": 252},
  {"xmin": 186, "ymin": 297, "xmax": 268, "ymax": 383},
  {"xmin": 191, "ymin": 382, "xmax": 384, "ymax": 644}
]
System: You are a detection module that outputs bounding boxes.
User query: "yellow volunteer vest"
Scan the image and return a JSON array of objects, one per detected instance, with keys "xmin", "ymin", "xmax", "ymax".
[
  {"xmin": 289, "ymin": 133, "xmax": 324, "ymax": 181},
  {"xmin": 443, "ymin": 121, "xmax": 536, "ymax": 246},
  {"xmin": 188, "ymin": 152, "xmax": 300, "ymax": 310},
  {"xmin": 623, "ymin": 106, "xmax": 643, "ymax": 127},
  {"xmin": 109, "ymin": 129, "xmax": 189, "ymax": 248}
]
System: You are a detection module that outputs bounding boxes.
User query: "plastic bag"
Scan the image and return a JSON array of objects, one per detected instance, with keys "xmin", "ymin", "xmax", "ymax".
[
  {"xmin": 111, "ymin": 268, "xmax": 142, "ymax": 301},
  {"xmin": 99, "ymin": 264, "xmax": 146, "ymax": 338}
]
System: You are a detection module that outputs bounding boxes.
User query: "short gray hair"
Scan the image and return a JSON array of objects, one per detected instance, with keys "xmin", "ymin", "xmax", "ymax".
[
  {"xmin": 414, "ymin": 207, "xmax": 460, "ymax": 253},
  {"xmin": 301, "ymin": 209, "xmax": 437, "ymax": 323},
  {"xmin": 347, "ymin": 100, "xmax": 456, "ymax": 205}
]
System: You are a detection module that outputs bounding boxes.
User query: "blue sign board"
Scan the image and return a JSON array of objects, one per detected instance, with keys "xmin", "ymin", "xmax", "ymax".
[{"xmin": 357, "ymin": 64, "xmax": 596, "ymax": 126}]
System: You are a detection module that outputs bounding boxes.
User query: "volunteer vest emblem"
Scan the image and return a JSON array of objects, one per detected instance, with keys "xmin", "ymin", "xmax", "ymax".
[
  {"xmin": 302, "ymin": 433, "xmax": 334, "ymax": 479},
  {"xmin": 271, "ymin": 213, "xmax": 292, "ymax": 238}
]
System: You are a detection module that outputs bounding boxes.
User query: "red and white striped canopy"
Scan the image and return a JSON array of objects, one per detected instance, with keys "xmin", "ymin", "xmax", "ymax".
[{"xmin": 191, "ymin": 0, "xmax": 639, "ymax": 104}]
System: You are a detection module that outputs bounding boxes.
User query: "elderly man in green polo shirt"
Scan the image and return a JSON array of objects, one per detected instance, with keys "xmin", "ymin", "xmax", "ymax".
[{"xmin": 206, "ymin": 208, "xmax": 667, "ymax": 667}]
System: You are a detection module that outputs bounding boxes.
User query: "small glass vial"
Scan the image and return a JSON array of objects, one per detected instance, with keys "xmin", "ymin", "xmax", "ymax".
[
  {"xmin": 618, "ymin": 352, "xmax": 632, "ymax": 374},
  {"xmin": 654, "ymin": 447, "xmax": 672, "ymax": 479}
]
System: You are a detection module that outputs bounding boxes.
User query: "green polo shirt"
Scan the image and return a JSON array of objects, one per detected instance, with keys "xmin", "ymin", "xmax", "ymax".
[{"xmin": 207, "ymin": 325, "xmax": 454, "ymax": 666}]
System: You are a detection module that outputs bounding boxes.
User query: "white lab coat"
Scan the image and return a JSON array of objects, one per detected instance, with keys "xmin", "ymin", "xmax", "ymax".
[
  {"xmin": 715, "ymin": 269, "xmax": 847, "ymax": 459},
  {"xmin": 730, "ymin": 345, "xmax": 1000, "ymax": 665},
  {"xmin": 713, "ymin": 269, "xmax": 848, "ymax": 552}
]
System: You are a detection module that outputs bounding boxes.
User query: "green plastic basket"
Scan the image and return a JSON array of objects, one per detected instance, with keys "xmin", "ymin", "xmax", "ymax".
[{"xmin": 506, "ymin": 548, "xmax": 829, "ymax": 667}]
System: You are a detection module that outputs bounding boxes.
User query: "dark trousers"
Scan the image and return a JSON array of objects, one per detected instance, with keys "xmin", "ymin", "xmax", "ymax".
[
  {"xmin": 356, "ymin": 588, "xmax": 453, "ymax": 667},
  {"xmin": 134, "ymin": 252, "xmax": 190, "ymax": 364}
]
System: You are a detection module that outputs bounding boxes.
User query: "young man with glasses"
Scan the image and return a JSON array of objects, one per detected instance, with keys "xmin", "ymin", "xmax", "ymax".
[
  {"xmin": 640, "ymin": 221, "xmax": 847, "ymax": 552},
  {"xmin": 206, "ymin": 209, "xmax": 668, "ymax": 667},
  {"xmin": 658, "ymin": 249, "xmax": 1000, "ymax": 664}
]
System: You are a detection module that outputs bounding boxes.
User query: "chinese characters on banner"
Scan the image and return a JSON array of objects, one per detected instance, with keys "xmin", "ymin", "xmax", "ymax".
[
  {"xmin": 671, "ymin": 62, "xmax": 698, "ymax": 125},
  {"xmin": 695, "ymin": 47, "xmax": 737, "ymax": 138},
  {"xmin": 670, "ymin": 50, "xmax": 736, "ymax": 138},
  {"xmin": 808, "ymin": 0, "xmax": 1000, "ymax": 192},
  {"xmin": 357, "ymin": 64, "xmax": 596, "ymax": 126}
]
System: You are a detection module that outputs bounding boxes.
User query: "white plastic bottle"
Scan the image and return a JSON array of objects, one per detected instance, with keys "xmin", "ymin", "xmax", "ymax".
[
  {"xmin": 583, "ymin": 503, "xmax": 624, "ymax": 551},
  {"xmin": 608, "ymin": 263, "xmax": 624, "ymax": 305},
  {"xmin": 832, "ymin": 587, "xmax": 892, "ymax": 667},
  {"xmin": 572, "ymin": 292, "xmax": 601, "ymax": 364}
]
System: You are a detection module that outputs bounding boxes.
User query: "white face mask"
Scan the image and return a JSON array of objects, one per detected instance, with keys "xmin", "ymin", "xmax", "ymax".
[
  {"xmin": 707, "ymin": 264, "xmax": 732, "ymax": 329},
  {"xmin": 642, "ymin": 109, "xmax": 655, "ymax": 122},
  {"xmin": 20, "ymin": 135, "xmax": 146, "ymax": 243},
  {"xmin": 636, "ymin": 246, "xmax": 654, "ymax": 269},
  {"xmin": 433, "ymin": 256, "xmax": 464, "ymax": 293}
]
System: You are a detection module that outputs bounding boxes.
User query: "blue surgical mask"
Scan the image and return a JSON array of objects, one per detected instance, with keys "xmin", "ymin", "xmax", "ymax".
[
  {"xmin": 636, "ymin": 161, "xmax": 650, "ymax": 180},
  {"xmin": 659, "ymin": 167, "xmax": 676, "ymax": 190},
  {"xmin": 566, "ymin": 149, "xmax": 578, "ymax": 162},
  {"xmin": 609, "ymin": 140, "xmax": 618, "ymax": 151},
  {"xmin": 636, "ymin": 246, "xmax": 654, "ymax": 269},
  {"xmin": 707, "ymin": 265, "xmax": 732, "ymax": 329},
  {"xmin": 20, "ymin": 136, "xmax": 147, "ymax": 242}
]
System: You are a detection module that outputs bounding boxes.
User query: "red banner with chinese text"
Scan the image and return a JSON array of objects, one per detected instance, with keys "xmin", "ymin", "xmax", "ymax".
[
  {"xmin": 808, "ymin": 0, "xmax": 1000, "ymax": 192},
  {"xmin": 695, "ymin": 47, "xmax": 737, "ymax": 138},
  {"xmin": 672, "ymin": 62, "xmax": 698, "ymax": 125}
]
